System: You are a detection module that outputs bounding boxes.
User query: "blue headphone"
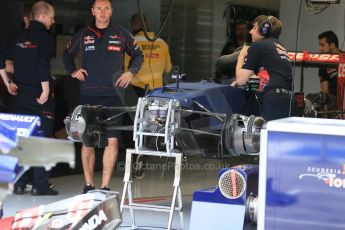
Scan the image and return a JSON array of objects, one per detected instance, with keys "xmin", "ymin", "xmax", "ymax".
[{"xmin": 260, "ymin": 16, "xmax": 273, "ymax": 37}]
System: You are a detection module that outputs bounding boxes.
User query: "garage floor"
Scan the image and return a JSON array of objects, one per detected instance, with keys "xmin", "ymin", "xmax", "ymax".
[{"xmin": 3, "ymin": 155, "xmax": 257, "ymax": 229}]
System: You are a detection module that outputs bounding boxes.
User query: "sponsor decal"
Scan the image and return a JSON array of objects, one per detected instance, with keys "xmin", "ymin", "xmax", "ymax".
[
  {"xmin": 12, "ymin": 205, "xmax": 44, "ymax": 229},
  {"xmin": 257, "ymin": 68, "xmax": 270, "ymax": 92},
  {"xmin": 109, "ymin": 40, "xmax": 121, "ymax": 44},
  {"xmin": 146, "ymin": 53, "xmax": 159, "ymax": 58},
  {"xmin": 50, "ymin": 219, "xmax": 64, "ymax": 228},
  {"xmin": 142, "ymin": 44, "xmax": 160, "ymax": 51},
  {"xmin": 0, "ymin": 114, "xmax": 36, "ymax": 123},
  {"xmin": 16, "ymin": 128, "xmax": 30, "ymax": 136},
  {"xmin": 338, "ymin": 52, "xmax": 345, "ymax": 111},
  {"xmin": 339, "ymin": 63, "xmax": 345, "ymax": 78},
  {"xmin": 16, "ymin": 41, "xmax": 37, "ymax": 49},
  {"xmin": 84, "ymin": 36, "xmax": 94, "ymax": 45},
  {"xmin": 0, "ymin": 114, "xmax": 40, "ymax": 137},
  {"xmin": 109, "ymin": 35, "xmax": 121, "ymax": 39},
  {"xmin": 338, "ymin": 53, "xmax": 345, "ymax": 78},
  {"xmin": 108, "ymin": 46, "xmax": 121, "ymax": 52},
  {"xmin": 85, "ymin": 45, "xmax": 95, "ymax": 51},
  {"xmin": 67, "ymin": 195, "xmax": 94, "ymax": 222},
  {"xmin": 326, "ymin": 68, "xmax": 338, "ymax": 79},
  {"xmin": 299, "ymin": 164, "xmax": 345, "ymax": 189},
  {"xmin": 79, "ymin": 210, "xmax": 108, "ymax": 230},
  {"xmin": 288, "ymin": 52, "xmax": 339, "ymax": 63}
]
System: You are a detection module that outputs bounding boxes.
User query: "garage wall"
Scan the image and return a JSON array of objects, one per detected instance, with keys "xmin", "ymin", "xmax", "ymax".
[
  {"xmin": 160, "ymin": 0, "xmax": 280, "ymax": 81},
  {"xmin": 0, "ymin": 1, "xmax": 160, "ymax": 41},
  {"xmin": 111, "ymin": 0, "xmax": 161, "ymax": 32},
  {"xmin": 0, "ymin": 0, "xmax": 23, "ymax": 44},
  {"xmin": 279, "ymin": 0, "xmax": 345, "ymax": 94},
  {"xmin": 159, "ymin": 0, "xmax": 215, "ymax": 80},
  {"xmin": 228, "ymin": 0, "xmax": 279, "ymax": 10}
]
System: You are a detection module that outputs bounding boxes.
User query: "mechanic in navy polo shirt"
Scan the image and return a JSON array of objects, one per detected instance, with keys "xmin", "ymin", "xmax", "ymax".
[{"xmin": 63, "ymin": 0, "xmax": 143, "ymax": 193}]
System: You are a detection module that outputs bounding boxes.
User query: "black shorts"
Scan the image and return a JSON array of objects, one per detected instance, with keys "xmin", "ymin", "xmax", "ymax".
[{"xmin": 79, "ymin": 95, "xmax": 123, "ymax": 139}]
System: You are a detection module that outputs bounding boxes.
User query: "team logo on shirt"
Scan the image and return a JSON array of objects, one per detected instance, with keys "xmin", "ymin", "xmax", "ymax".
[
  {"xmin": 85, "ymin": 45, "xmax": 95, "ymax": 51},
  {"xmin": 258, "ymin": 68, "xmax": 270, "ymax": 92},
  {"xmin": 109, "ymin": 40, "xmax": 121, "ymax": 44},
  {"xmin": 146, "ymin": 53, "xmax": 159, "ymax": 58},
  {"xmin": 142, "ymin": 44, "xmax": 160, "ymax": 51},
  {"xmin": 84, "ymin": 36, "xmax": 95, "ymax": 45},
  {"xmin": 16, "ymin": 41, "xmax": 37, "ymax": 49},
  {"xmin": 108, "ymin": 46, "xmax": 121, "ymax": 52},
  {"xmin": 109, "ymin": 35, "xmax": 122, "ymax": 39}
]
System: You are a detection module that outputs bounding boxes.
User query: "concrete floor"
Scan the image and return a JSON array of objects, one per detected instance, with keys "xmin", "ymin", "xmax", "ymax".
[{"xmin": 3, "ymin": 155, "xmax": 256, "ymax": 229}]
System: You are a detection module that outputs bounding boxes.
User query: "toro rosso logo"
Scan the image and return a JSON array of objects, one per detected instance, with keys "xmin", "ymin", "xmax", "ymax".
[
  {"xmin": 299, "ymin": 164, "xmax": 345, "ymax": 189},
  {"xmin": 84, "ymin": 36, "xmax": 94, "ymax": 45},
  {"xmin": 16, "ymin": 41, "xmax": 37, "ymax": 49}
]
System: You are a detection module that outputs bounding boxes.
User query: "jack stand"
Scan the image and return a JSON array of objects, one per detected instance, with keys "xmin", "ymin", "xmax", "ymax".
[{"xmin": 120, "ymin": 149, "xmax": 184, "ymax": 230}]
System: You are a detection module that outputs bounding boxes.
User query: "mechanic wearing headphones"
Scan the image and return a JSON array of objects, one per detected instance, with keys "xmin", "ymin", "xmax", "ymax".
[{"xmin": 235, "ymin": 15, "xmax": 297, "ymax": 121}]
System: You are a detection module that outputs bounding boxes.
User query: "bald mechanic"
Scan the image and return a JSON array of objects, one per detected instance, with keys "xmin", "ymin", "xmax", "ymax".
[{"xmin": 6, "ymin": 1, "xmax": 57, "ymax": 195}]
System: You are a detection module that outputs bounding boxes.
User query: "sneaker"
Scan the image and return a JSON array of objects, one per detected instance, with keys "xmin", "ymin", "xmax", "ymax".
[
  {"xmin": 82, "ymin": 184, "xmax": 95, "ymax": 194},
  {"xmin": 31, "ymin": 188, "xmax": 58, "ymax": 196},
  {"xmin": 49, "ymin": 183, "xmax": 54, "ymax": 190},
  {"xmin": 13, "ymin": 186, "xmax": 26, "ymax": 195},
  {"xmin": 27, "ymin": 182, "xmax": 54, "ymax": 190},
  {"xmin": 100, "ymin": 185, "xmax": 110, "ymax": 191}
]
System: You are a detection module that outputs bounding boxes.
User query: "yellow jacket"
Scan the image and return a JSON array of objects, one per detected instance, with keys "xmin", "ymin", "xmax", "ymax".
[{"xmin": 125, "ymin": 31, "xmax": 172, "ymax": 90}]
